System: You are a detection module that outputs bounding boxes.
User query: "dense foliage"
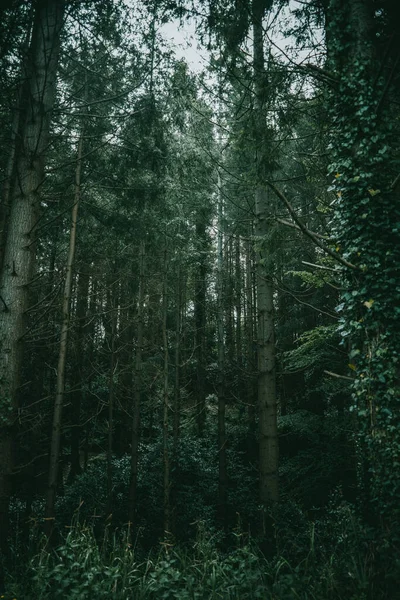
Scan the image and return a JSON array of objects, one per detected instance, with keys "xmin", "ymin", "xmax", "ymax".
[{"xmin": 0, "ymin": 0, "xmax": 399, "ymax": 598}]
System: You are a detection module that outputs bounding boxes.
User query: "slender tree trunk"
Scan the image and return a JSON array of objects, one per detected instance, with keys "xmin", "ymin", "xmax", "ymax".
[
  {"xmin": 246, "ymin": 234, "xmax": 257, "ymax": 451},
  {"xmin": 225, "ymin": 237, "xmax": 234, "ymax": 368},
  {"xmin": 129, "ymin": 241, "xmax": 145, "ymax": 531},
  {"xmin": 173, "ymin": 258, "xmax": 181, "ymax": 450},
  {"xmin": 169, "ymin": 254, "xmax": 182, "ymax": 536},
  {"xmin": 82, "ymin": 273, "xmax": 97, "ymax": 471},
  {"xmin": 115, "ymin": 310, "xmax": 132, "ymax": 456},
  {"xmin": 235, "ymin": 236, "xmax": 242, "ymax": 369},
  {"xmin": 69, "ymin": 265, "xmax": 89, "ymax": 481},
  {"xmin": 106, "ymin": 286, "xmax": 117, "ymax": 518},
  {"xmin": 217, "ymin": 168, "xmax": 227, "ymax": 525},
  {"xmin": 44, "ymin": 226, "xmax": 60, "ymax": 398},
  {"xmin": 194, "ymin": 216, "xmax": 207, "ymax": 435},
  {"xmin": 0, "ymin": 0, "xmax": 64, "ymax": 551},
  {"xmin": 252, "ymin": 0, "xmax": 279, "ymax": 513},
  {"xmin": 44, "ymin": 124, "xmax": 83, "ymax": 539},
  {"xmin": 180, "ymin": 270, "xmax": 188, "ymax": 401},
  {"xmin": 162, "ymin": 244, "xmax": 171, "ymax": 536}
]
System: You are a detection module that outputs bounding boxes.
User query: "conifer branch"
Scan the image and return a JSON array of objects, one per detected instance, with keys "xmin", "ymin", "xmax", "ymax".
[{"xmin": 266, "ymin": 181, "xmax": 359, "ymax": 271}]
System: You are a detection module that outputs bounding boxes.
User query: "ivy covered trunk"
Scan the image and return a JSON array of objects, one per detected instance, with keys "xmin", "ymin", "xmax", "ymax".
[{"xmin": 327, "ymin": 0, "xmax": 400, "ymax": 535}]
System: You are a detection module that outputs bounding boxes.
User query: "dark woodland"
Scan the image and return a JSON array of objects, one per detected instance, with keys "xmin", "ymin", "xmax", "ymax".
[{"xmin": 0, "ymin": 0, "xmax": 400, "ymax": 598}]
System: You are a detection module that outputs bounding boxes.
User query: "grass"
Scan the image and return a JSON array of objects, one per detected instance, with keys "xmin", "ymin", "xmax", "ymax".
[{"xmin": 3, "ymin": 513, "xmax": 395, "ymax": 600}]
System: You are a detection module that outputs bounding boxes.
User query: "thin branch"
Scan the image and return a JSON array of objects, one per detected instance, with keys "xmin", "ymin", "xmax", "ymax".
[
  {"xmin": 277, "ymin": 217, "xmax": 331, "ymax": 240},
  {"xmin": 266, "ymin": 180, "xmax": 359, "ymax": 271},
  {"xmin": 301, "ymin": 260, "xmax": 337, "ymax": 272},
  {"xmin": 390, "ymin": 172, "xmax": 400, "ymax": 192},
  {"xmin": 278, "ymin": 283, "xmax": 338, "ymax": 320},
  {"xmin": 376, "ymin": 51, "xmax": 400, "ymax": 115},
  {"xmin": 324, "ymin": 370, "xmax": 354, "ymax": 381},
  {"xmin": 297, "ymin": 63, "xmax": 339, "ymax": 86}
]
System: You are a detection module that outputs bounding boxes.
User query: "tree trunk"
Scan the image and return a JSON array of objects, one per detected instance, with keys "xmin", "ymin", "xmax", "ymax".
[
  {"xmin": 252, "ymin": 0, "xmax": 279, "ymax": 513},
  {"xmin": 235, "ymin": 236, "xmax": 242, "ymax": 370},
  {"xmin": 82, "ymin": 273, "xmax": 97, "ymax": 471},
  {"xmin": 194, "ymin": 215, "xmax": 207, "ymax": 435},
  {"xmin": 129, "ymin": 241, "xmax": 145, "ymax": 532},
  {"xmin": 44, "ymin": 123, "xmax": 83, "ymax": 540},
  {"xmin": 245, "ymin": 233, "xmax": 257, "ymax": 453},
  {"xmin": 173, "ymin": 259, "xmax": 182, "ymax": 450},
  {"xmin": 0, "ymin": 10, "xmax": 33, "ymax": 274},
  {"xmin": 106, "ymin": 286, "xmax": 117, "ymax": 518},
  {"xmin": 169, "ymin": 253, "xmax": 183, "ymax": 536},
  {"xmin": 326, "ymin": 0, "xmax": 400, "ymax": 532},
  {"xmin": 69, "ymin": 265, "xmax": 89, "ymax": 481},
  {"xmin": 225, "ymin": 237, "xmax": 234, "ymax": 368},
  {"xmin": 217, "ymin": 168, "xmax": 227, "ymax": 525},
  {"xmin": 180, "ymin": 270, "xmax": 188, "ymax": 407},
  {"xmin": 162, "ymin": 244, "xmax": 171, "ymax": 536},
  {"xmin": 0, "ymin": 0, "xmax": 64, "ymax": 550}
]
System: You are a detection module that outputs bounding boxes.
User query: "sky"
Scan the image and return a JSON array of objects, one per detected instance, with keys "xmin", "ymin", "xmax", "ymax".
[
  {"xmin": 159, "ymin": 4, "xmax": 324, "ymax": 77},
  {"xmin": 160, "ymin": 18, "xmax": 208, "ymax": 73}
]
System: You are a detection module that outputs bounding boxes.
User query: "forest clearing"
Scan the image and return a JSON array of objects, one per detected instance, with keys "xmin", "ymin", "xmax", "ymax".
[{"xmin": 0, "ymin": 0, "xmax": 399, "ymax": 598}]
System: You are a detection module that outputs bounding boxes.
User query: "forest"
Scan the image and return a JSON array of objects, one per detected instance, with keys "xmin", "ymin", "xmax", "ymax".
[{"xmin": 0, "ymin": 0, "xmax": 399, "ymax": 598}]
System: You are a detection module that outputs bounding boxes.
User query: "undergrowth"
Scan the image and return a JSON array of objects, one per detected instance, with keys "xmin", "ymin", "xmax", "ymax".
[{"xmin": 3, "ymin": 507, "xmax": 396, "ymax": 600}]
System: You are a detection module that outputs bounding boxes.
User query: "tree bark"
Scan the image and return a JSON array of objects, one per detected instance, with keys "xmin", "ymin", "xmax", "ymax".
[
  {"xmin": 129, "ymin": 241, "xmax": 145, "ymax": 532},
  {"xmin": 69, "ymin": 265, "xmax": 89, "ymax": 481},
  {"xmin": 173, "ymin": 258, "xmax": 182, "ymax": 450},
  {"xmin": 44, "ymin": 123, "xmax": 84, "ymax": 540},
  {"xmin": 106, "ymin": 285, "xmax": 117, "ymax": 518},
  {"xmin": 235, "ymin": 235, "xmax": 242, "ymax": 370},
  {"xmin": 225, "ymin": 237, "xmax": 234, "ymax": 368},
  {"xmin": 245, "ymin": 234, "xmax": 257, "ymax": 454},
  {"xmin": 0, "ymin": 0, "xmax": 64, "ymax": 551},
  {"xmin": 252, "ymin": 0, "xmax": 279, "ymax": 512},
  {"xmin": 0, "ymin": 9, "xmax": 33, "ymax": 274},
  {"xmin": 162, "ymin": 244, "xmax": 171, "ymax": 536},
  {"xmin": 326, "ymin": 0, "xmax": 400, "ymax": 531},
  {"xmin": 217, "ymin": 168, "xmax": 227, "ymax": 525},
  {"xmin": 194, "ymin": 215, "xmax": 207, "ymax": 435}
]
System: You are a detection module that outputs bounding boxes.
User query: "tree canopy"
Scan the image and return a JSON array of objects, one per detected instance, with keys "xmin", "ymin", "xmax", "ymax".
[{"xmin": 0, "ymin": 0, "xmax": 399, "ymax": 597}]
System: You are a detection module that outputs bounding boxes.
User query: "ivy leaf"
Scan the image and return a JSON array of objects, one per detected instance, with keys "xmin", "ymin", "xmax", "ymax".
[
  {"xmin": 350, "ymin": 349, "xmax": 360, "ymax": 358},
  {"xmin": 364, "ymin": 299, "xmax": 374, "ymax": 309}
]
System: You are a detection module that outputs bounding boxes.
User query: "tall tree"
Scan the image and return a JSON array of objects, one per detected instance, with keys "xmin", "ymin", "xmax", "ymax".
[
  {"xmin": 69, "ymin": 263, "xmax": 89, "ymax": 480},
  {"xmin": 194, "ymin": 210, "xmax": 208, "ymax": 436},
  {"xmin": 0, "ymin": 0, "xmax": 65, "ymax": 553},
  {"xmin": 129, "ymin": 241, "xmax": 145, "ymax": 532},
  {"xmin": 326, "ymin": 0, "xmax": 400, "ymax": 536},
  {"xmin": 162, "ymin": 241, "xmax": 171, "ymax": 535},
  {"xmin": 217, "ymin": 166, "xmax": 227, "ymax": 525},
  {"xmin": 252, "ymin": 0, "xmax": 279, "ymax": 512},
  {"xmin": 44, "ymin": 105, "xmax": 85, "ymax": 539}
]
